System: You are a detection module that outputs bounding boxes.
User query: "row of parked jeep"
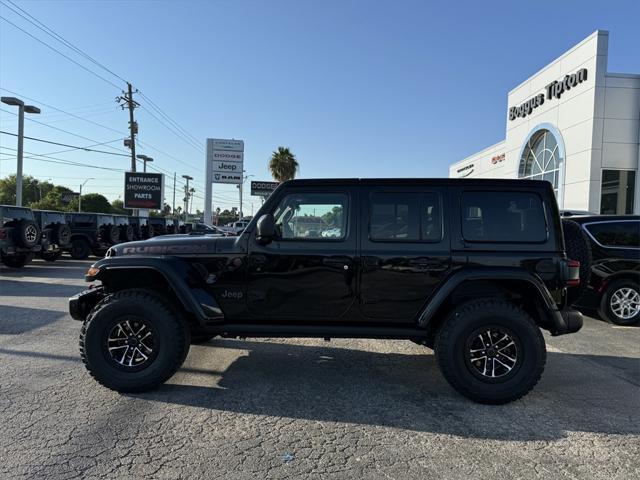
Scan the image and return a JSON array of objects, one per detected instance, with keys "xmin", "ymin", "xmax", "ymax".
[{"xmin": 0, "ymin": 204, "xmax": 205, "ymax": 268}]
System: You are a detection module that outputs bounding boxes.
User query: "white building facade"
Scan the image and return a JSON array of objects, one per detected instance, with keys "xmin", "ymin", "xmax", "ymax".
[{"xmin": 449, "ymin": 31, "xmax": 640, "ymax": 215}]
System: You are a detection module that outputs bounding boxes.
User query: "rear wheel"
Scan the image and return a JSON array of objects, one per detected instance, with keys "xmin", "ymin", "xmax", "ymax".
[
  {"xmin": 435, "ymin": 299, "xmax": 546, "ymax": 404},
  {"xmin": 599, "ymin": 280, "xmax": 640, "ymax": 326},
  {"xmin": 1, "ymin": 252, "xmax": 34, "ymax": 268},
  {"xmin": 79, "ymin": 289, "xmax": 190, "ymax": 392},
  {"xmin": 69, "ymin": 238, "xmax": 90, "ymax": 260}
]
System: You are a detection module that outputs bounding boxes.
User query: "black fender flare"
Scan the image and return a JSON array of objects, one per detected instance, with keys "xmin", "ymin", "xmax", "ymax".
[
  {"xmin": 87, "ymin": 256, "xmax": 224, "ymax": 324},
  {"xmin": 417, "ymin": 267, "xmax": 577, "ymax": 335}
]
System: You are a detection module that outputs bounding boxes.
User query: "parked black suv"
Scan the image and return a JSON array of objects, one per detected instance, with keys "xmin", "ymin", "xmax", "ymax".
[
  {"xmin": 0, "ymin": 204, "xmax": 41, "ymax": 268},
  {"xmin": 70, "ymin": 179, "xmax": 584, "ymax": 404},
  {"xmin": 569, "ymin": 215, "xmax": 639, "ymax": 325},
  {"xmin": 113, "ymin": 215, "xmax": 134, "ymax": 243},
  {"xmin": 128, "ymin": 216, "xmax": 154, "ymax": 241},
  {"xmin": 33, "ymin": 209, "xmax": 72, "ymax": 262},
  {"xmin": 66, "ymin": 213, "xmax": 120, "ymax": 259},
  {"xmin": 148, "ymin": 217, "xmax": 175, "ymax": 236}
]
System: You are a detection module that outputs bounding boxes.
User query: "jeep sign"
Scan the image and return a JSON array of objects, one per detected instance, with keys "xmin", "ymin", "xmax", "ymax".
[
  {"xmin": 124, "ymin": 172, "xmax": 164, "ymax": 209},
  {"xmin": 207, "ymin": 138, "xmax": 244, "ymax": 185}
]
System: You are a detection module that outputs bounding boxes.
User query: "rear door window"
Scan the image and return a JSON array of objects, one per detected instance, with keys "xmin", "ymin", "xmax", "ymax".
[
  {"xmin": 369, "ymin": 192, "xmax": 442, "ymax": 242},
  {"xmin": 585, "ymin": 221, "xmax": 640, "ymax": 248},
  {"xmin": 461, "ymin": 192, "xmax": 547, "ymax": 243}
]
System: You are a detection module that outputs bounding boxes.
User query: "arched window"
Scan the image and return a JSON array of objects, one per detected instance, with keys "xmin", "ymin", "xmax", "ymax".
[{"xmin": 518, "ymin": 129, "xmax": 563, "ymax": 197}]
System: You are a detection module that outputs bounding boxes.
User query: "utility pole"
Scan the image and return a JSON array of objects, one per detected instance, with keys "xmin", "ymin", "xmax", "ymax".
[
  {"xmin": 172, "ymin": 172, "xmax": 176, "ymax": 214},
  {"xmin": 117, "ymin": 83, "xmax": 139, "ymax": 214},
  {"xmin": 1, "ymin": 97, "xmax": 41, "ymax": 206}
]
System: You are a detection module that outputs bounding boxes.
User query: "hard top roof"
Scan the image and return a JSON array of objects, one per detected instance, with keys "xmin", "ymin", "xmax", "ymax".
[{"xmin": 280, "ymin": 178, "xmax": 553, "ymax": 188}]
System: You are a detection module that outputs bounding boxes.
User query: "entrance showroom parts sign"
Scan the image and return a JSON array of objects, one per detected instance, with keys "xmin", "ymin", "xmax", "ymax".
[{"xmin": 508, "ymin": 68, "xmax": 587, "ymax": 121}]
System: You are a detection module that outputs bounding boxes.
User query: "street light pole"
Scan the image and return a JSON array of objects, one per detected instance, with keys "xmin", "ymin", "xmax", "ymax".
[
  {"xmin": 182, "ymin": 175, "xmax": 193, "ymax": 221},
  {"xmin": 136, "ymin": 154, "xmax": 154, "ymax": 172},
  {"xmin": 79, "ymin": 178, "xmax": 94, "ymax": 212},
  {"xmin": 1, "ymin": 97, "xmax": 41, "ymax": 206}
]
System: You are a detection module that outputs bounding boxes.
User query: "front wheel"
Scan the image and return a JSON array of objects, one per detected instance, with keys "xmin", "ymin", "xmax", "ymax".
[
  {"xmin": 599, "ymin": 280, "xmax": 640, "ymax": 326},
  {"xmin": 79, "ymin": 289, "xmax": 190, "ymax": 392},
  {"xmin": 435, "ymin": 299, "xmax": 546, "ymax": 404},
  {"xmin": 69, "ymin": 238, "xmax": 90, "ymax": 260}
]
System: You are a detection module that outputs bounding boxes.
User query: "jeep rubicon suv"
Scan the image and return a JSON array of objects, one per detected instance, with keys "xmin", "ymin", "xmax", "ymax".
[
  {"xmin": 0, "ymin": 204, "xmax": 42, "ymax": 268},
  {"xmin": 70, "ymin": 179, "xmax": 583, "ymax": 404},
  {"xmin": 66, "ymin": 213, "xmax": 121, "ymax": 259}
]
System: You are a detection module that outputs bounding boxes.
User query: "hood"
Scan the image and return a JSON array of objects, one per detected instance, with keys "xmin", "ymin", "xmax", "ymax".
[{"xmin": 109, "ymin": 234, "xmax": 221, "ymax": 257}]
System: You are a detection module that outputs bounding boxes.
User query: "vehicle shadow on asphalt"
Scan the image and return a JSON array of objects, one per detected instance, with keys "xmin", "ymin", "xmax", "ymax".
[
  {"xmin": 0, "ymin": 261, "xmax": 90, "ymax": 280},
  {"xmin": 0, "ymin": 280, "xmax": 85, "ymax": 298},
  {"xmin": 145, "ymin": 339, "xmax": 640, "ymax": 441},
  {"xmin": 0, "ymin": 306, "xmax": 66, "ymax": 334}
]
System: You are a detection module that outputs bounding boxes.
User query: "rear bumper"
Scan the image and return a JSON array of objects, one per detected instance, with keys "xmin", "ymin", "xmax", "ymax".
[{"xmin": 69, "ymin": 286, "xmax": 105, "ymax": 321}]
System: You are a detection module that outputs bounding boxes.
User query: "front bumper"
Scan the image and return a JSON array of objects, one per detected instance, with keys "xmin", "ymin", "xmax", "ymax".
[{"xmin": 69, "ymin": 286, "xmax": 105, "ymax": 321}]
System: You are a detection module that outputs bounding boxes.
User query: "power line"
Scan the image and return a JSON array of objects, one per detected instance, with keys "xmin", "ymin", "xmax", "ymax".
[
  {"xmin": 138, "ymin": 91, "xmax": 202, "ymax": 149},
  {"xmin": 0, "ymin": 146, "xmax": 125, "ymax": 172},
  {"xmin": 0, "ymin": 131, "xmax": 128, "ymax": 157},
  {"xmin": 0, "ymin": 87, "xmax": 125, "ymax": 135},
  {"xmin": 139, "ymin": 105, "xmax": 203, "ymax": 153},
  {"xmin": 0, "ymin": 107, "xmax": 130, "ymax": 154},
  {"xmin": 0, "ymin": 13, "xmax": 122, "ymax": 90}
]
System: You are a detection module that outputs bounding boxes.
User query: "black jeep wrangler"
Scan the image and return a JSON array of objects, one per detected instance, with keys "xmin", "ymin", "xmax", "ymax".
[
  {"xmin": 33, "ymin": 209, "xmax": 72, "ymax": 262},
  {"xmin": 66, "ymin": 213, "xmax": 120, "ymax": 260},
  {"xmin": 113, "ymin": 215, "xmax": 134, "ymax": 243},
  {"xmin": 70, "ymin": 179, "xmax": 584, "ymax": 404},
  {"xmin": 147, "ymin": 217, "xmax": 175, "ymax": 236},
  {"xmin": 0, "ymin": 204, "xmax": 41, "ymax": 268}
]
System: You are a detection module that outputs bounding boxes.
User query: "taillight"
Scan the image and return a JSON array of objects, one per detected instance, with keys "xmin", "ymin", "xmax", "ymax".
[
  {"xmin": 566, "ymin": 259, "xmax": 580, "ymax": 287},
  {"xmin": 0, "ymin": 228, "xmax": 6, "ymax": 240}
]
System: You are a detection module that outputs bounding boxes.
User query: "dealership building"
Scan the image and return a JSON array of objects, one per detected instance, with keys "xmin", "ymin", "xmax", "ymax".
[{"xmin": 449, "ymin": 31, "xmax": 640, "ymax": 215}]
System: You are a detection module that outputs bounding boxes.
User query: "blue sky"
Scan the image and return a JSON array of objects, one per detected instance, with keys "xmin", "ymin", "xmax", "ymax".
[{"xmin": 1, "ymin": 0, "xmax": 639, "ymax": 213}]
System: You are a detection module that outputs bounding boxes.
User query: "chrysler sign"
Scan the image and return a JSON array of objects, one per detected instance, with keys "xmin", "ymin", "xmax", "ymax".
[{"xmin": 509, "ymin": 68, "xmax": 587, "ymax": 121}]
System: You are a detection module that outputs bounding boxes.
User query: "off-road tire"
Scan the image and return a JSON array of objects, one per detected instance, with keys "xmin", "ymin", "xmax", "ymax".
[
  {"xmin": 598, "ymin": 279, "xmax": 640, "ymax": 326},
  {"xmin": 15, "ymin": 219, "xmax": 39, "ymax": 248},
  {"xmin": 69, "ymin": 238, "xmax": 90, "ymax": 260},
  {"xmin": 53, "ymin": 223, "xmax": 72, "ymax": 247},
  {"xmin": 40, "ymin": 251, "xmax": 62, "ymax": 262},
  {"xmin": 1, "ymin": 252, "xmax": 34, "ymax": 268},
  {"xmin": 435, "ymin": 299, "xmax": 546, "ymax": 404},
  {"xmin": 562, "ymin": 219, "xmax": 592, "ymax": 305},
  {"xmin": 79, "ymin": 289, "xmax": 190, "ymax": 392}
]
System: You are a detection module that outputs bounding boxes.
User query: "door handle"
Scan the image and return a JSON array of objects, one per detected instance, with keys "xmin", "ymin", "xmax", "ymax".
[{"xmin": 322, "ymin": 256, "xmax": 352, "ymax": 270}]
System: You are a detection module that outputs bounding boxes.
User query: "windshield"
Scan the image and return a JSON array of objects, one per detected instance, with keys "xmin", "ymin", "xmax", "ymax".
[
  {"xmin": 97, "ymin": 215, "xmax": 114, "ymax": 225},
  {"xmin": 114, "ymin": 217, "xmax": 128, "ymax": 225}
]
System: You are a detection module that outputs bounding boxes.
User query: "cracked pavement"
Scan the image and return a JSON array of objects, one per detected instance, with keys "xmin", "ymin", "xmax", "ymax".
[{"xmin": 1, "ymin": 258, "xmax": 639, "ymax": 479}]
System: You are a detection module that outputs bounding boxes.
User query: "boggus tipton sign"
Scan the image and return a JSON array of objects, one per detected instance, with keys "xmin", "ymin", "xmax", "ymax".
[
  {"xmin": 508, "ymin": 68, "xmax": 587, "ymax": 121},
  {"xmin": 124, "ymin": 172, "xmax": 164, "ymax": 209}
]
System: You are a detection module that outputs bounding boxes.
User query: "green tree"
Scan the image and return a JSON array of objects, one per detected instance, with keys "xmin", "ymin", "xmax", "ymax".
[
  {"xmin": 217, "ymin": 208, "xmax": 239, "ymax": 225},
  {"xmin": 269, "ymin": 147, "xmax": 299, "ymax": 182},
  {"xmin": 111, "ymin": 199, "xmax": 132, "ymax": 215},
  {"xmin": 0, "ymin": 175, "xmax": 54, "ymax": 205},
  {"xmin": 68, "ymin": 193, "xmax": 112, "ymax": 213},
  {"xmin": 30, "ymin": 185, "xmax": 74, "ymax": 211}
]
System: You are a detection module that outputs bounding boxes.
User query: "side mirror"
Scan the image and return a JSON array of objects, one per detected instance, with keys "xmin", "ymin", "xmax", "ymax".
[{"xmin": 256, "ymin": 214, "xmax": 276, "ymax": 245}]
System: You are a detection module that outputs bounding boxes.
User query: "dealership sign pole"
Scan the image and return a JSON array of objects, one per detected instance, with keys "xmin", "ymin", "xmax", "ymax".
[{"xmin": 204, "ymin": 138, "xmax": 244, "ymax": 225}]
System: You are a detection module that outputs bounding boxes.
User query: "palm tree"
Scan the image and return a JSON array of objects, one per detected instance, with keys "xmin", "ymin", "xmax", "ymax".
[{"xmin": 269, "ymin": 147, "xmax": 299, "ymax": 182}]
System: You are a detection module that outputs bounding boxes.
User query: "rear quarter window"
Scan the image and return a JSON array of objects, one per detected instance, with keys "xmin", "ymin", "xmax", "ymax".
[
  {"xmin": 461, "ymin": 191, "xmax": 547, "ymax": 243},
  {"xmin": 585, "ymin": 221, "xmax": 640, "ymax": 248}
]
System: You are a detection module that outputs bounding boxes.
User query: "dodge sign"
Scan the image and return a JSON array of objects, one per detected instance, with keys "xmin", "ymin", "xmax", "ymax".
[{"xmin": 124, "ymin": 172, "xmax": 164, "ymax": 209}]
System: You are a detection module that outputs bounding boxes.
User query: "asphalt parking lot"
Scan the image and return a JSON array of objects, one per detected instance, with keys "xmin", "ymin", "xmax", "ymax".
[{"xmin": 1, "ymin": 258, "xmax": 639, "ymax": 480}]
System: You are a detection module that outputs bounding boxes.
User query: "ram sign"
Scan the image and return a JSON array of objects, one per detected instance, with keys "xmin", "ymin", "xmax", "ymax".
[{"xmin": 124, "ymin": 172, "xmax": 164, "ymax": 209}]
